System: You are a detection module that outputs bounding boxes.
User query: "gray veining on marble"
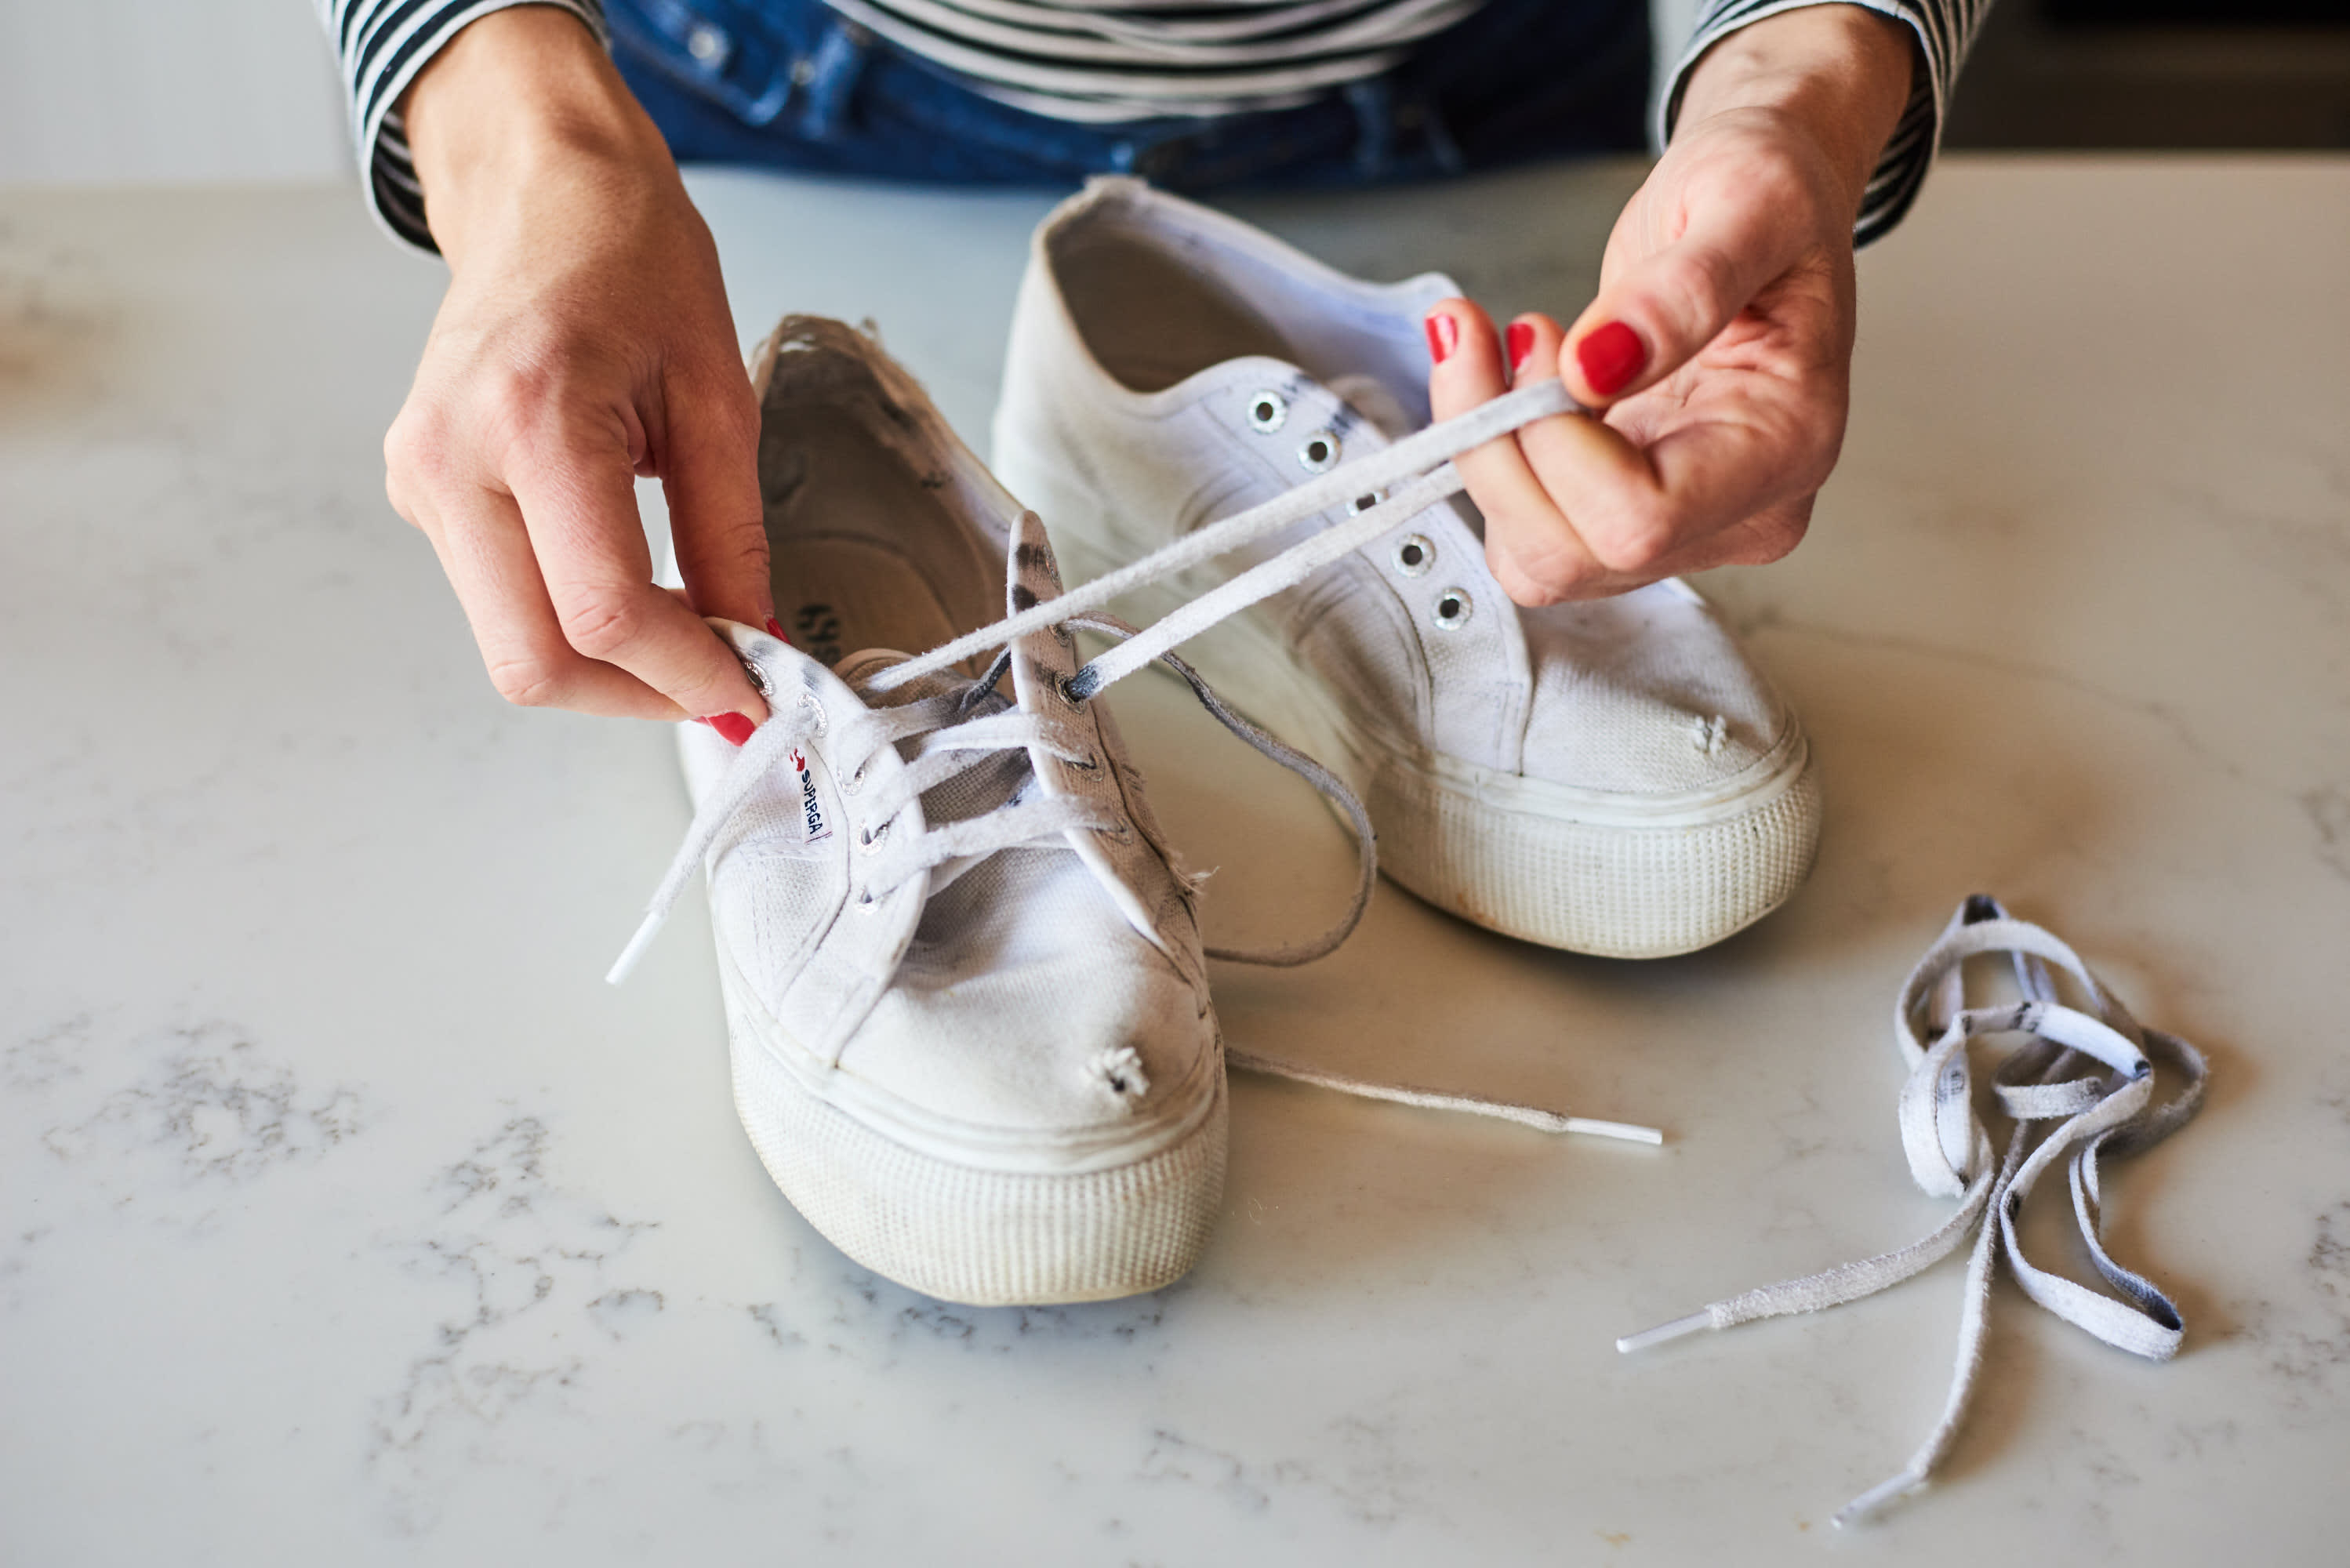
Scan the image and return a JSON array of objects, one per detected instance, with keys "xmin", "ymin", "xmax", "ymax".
[{"xmin": 2, "ymin": 158, "xmax": 2347, "ymax": 1563}]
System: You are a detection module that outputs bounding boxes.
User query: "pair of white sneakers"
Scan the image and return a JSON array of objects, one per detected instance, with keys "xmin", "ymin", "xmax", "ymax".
[{"xmin": 614, "ymin": 180, "xmax": 1822, "ymax": 1307}]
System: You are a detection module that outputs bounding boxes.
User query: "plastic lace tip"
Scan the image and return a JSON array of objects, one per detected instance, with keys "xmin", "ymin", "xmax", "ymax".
[
  {"xmin": 1614, "ymin": 1312, "xmax": 1712, "ymax": 1355},
  {"xmin": 1564, "ymin": 1116, "xmax": 1665, "ymax": 1145},
  {"xmin": 605, "ymin": 916, "xmax": 664, "ymax": 987},
  {"xmin": 1832, "ymin": 1470, "xmax": 1925, "ymax": 1528}
]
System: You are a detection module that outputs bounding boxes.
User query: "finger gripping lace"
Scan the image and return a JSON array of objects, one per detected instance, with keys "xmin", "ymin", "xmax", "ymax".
[{"xmin": 1614, "ymin": 895, "xmax": 2210, "ymax": 1526}]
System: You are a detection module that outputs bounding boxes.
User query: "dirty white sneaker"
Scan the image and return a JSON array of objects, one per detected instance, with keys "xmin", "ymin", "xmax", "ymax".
[
  {"xmin": 991, "ymin": 178, "xmax": 1824, "ymax": 958},
  {"xmin": 614, "ymin": 319, "xmax": 1248, "ymax": 1305}
]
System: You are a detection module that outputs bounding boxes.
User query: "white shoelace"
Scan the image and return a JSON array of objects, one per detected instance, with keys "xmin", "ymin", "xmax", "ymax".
[
  {"xmin": 611, "ymin": 375, "xmax": 1659, "ymax": 1145},
  {"xmin": 867, "ymin": 376, "xmax": 1581, "ymax": 699},
  {"xmin": 1614, "ymin": 895, "xmax": 2210, "ymax": 1525},
  {"xmin": 608, "ymin": 633, "xmax": 1375, "ymax": 981}
]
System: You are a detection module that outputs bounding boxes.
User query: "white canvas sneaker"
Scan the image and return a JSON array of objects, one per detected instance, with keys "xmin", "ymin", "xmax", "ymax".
[
  {"xmin": 613, "ymin": 319, "xmax": 1246, "ymax": 1305},
  {"xmin": 991, "ymin": 178, "xmax": 1824, "ymax": 958}
]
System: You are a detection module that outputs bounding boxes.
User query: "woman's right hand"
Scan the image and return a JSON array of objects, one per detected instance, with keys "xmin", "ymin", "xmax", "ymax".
[{"xmin": 389, "ymin": 6, "xmax": 772, "ymax": 731}]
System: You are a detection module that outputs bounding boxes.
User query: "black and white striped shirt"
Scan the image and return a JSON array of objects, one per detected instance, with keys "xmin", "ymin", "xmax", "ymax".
[{"xmin": 317, "ymin": 0, "xmax": 1984, "ymax": 252}]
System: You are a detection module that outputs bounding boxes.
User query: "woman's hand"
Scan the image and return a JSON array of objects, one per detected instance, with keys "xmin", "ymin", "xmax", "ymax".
[
  {"xmin": 1427, "ymin": 5, "xmax": 1916, "ymax": 604},
  {"xmin": 388, "ymin": 7, "xmax": 771, "ymax": 730}
]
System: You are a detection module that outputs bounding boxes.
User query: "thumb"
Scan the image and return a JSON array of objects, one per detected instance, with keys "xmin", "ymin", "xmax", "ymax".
[
  {"xmin": 661, "ymin": 368, "xmax": 775, "ymax": 633},
  {"xmin": 1559, "ymin": 204, "xmax": 1806, "ymax": 406}
]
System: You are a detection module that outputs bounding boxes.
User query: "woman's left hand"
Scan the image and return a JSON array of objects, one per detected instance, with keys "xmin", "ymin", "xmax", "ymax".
[{"xmin": 1427, "ymin": 4, "xmax": 1917, "ymax": 604}]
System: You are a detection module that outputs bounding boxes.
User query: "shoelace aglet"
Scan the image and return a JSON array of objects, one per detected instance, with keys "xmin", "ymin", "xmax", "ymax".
[
  {"xmin": 1564, "ymin": 1116, "xmax": 1665, "ymax": 1145},
  {"xmin": 605, "ymin": 912, "xmax": 667, "ymax": 987},
  {"xmin": 1832, "ymin": 1468, "xmax": 1926, "ymax": 1528},
  {"xmin": 1614, "ymin": 1311, "xmax": 1713, "ymax": 1355},
  {"xmin": 1228, "ymin": 1051, "xmax": 1659, "ymax": 1143}
]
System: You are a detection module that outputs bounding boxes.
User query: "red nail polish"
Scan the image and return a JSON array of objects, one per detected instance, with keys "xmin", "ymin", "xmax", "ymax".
[
  {"xmin": 1506, "ymin": 321, "xmax": 1535, "ymax": 375},
  {"xmin": 1576, "ymin": 321, "xmax": 1647, "ymax": 398},
  {"xmin": 1424, "ymin": 312, "xmax": 1458, "ymax": 365},
  {"xmin": 703, "ymin": 712, "xmax": 755, "ymax": 746},
  {"xmin": 765, "ymin": 616, "xmax": 790, "ymax": 643}
]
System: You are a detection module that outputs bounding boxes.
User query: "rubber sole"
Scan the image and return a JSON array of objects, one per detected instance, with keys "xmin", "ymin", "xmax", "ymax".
[{"xmin": 718, "ymin": 953, "xmax": 1227, "ymax": 1306}]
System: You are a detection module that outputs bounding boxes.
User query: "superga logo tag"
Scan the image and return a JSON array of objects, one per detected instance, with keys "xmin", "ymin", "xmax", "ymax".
[{"xmin": 790, "ymin": 749, "xmax": 832, "ymax": 843}]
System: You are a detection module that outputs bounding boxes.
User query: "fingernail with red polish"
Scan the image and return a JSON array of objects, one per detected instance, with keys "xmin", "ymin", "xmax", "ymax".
[
  {"xmin": 1576, "ymin": 321, "xmax": 1647, "ymax": 397},
  {"xmin": 1506, "ymin": 321, "xmax": 1535, "ymax": 375},
  {"xmin": 765, "ymin": 616, "xmax": 790, "ymax": 643},
  {"xmin": 702, "ymin": 712, "xmax": 755, "ymax": 746},
  {"xmin": 1424, "ymin": 311, "xmax": 1458, "ymax": 365}
]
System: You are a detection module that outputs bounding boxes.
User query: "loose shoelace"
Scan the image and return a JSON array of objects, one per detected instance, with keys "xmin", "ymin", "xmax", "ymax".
[
  {"xmin": 1614, "ymin": 895, "xmax": 2210, "ymax": 1525},
  {"xmin": 611, "ymin": 374, "xmax": 1658, "ymax": 1144}
]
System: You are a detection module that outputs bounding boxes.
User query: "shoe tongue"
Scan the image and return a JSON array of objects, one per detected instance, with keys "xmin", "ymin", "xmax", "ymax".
[
  {"xmin": 834, "ymin": 648, "xmax": 950, "ymax": 706},
  {"xmin": 835, "ymin": 646, "xmax": 1030, "ymax": 826}
]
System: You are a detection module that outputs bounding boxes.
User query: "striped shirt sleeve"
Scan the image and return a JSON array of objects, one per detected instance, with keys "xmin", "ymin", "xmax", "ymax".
[
  {"xmin": 315, "ymin": 0, "xmax": 608, "ymax": 252},
  {"xmin": 1660, "ymin": 1, "xmax": 1989, "ymax": 246}
]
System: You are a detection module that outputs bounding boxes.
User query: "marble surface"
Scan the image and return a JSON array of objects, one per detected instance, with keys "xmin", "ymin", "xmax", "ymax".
[{"xmin": 2, "ymin": 156, "xmax": 2346, "ymax": 1563}]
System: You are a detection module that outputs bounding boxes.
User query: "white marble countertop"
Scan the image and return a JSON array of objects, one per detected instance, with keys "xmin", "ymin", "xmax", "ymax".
[{"xmin": 2, "ymin": 155, "xmax": 2345, "ymax": 1564}]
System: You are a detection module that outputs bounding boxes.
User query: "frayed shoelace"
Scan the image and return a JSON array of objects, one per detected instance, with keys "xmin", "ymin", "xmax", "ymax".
[
  {"xmin": 610, "ymin": 375, "xmax": 1658, "ymax": 1144},
  {"xmin": 1614, "ymin": 895, "xmax": 2210, "ymax": 1524}
]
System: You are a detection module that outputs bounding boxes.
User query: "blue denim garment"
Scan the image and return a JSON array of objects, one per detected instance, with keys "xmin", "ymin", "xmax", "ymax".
[{"xmin": 606, "ymin": 0, "xmax": 1647, "ymax": 189}]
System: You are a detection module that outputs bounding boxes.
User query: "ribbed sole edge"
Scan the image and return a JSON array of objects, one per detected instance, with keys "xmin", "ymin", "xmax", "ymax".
[{"xmin": 727, "ymin": 1029, "xmax": 1228, "ymax": 1307}]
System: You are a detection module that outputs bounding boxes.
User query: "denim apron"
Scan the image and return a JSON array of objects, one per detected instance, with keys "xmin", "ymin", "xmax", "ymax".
[{"xmin": 606, "ymin": 0, "xmax": 1648, "ymax": 189}]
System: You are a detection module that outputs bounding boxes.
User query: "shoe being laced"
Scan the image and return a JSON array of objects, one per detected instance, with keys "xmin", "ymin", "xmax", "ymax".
[{"xmin": 610, "ymin": 318, "xmax": 1651, "ymax": 1308}]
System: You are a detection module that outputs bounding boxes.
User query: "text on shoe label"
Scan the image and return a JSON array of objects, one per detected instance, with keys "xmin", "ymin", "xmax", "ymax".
[{"xmin": 790, "ymin": 749, "xmax": 832, "ymax": 844}]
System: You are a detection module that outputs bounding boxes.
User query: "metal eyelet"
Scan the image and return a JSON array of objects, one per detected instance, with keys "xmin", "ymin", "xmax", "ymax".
[
  {"xmin": 855, "ymin": 889, "xmax": 878, "ymax": 912},
  {"xmin": 1432, "ymin": 588, "xmax": 1473, "ymax": 630},
  {"xmin": 1245, "ymin": 390, "xmax": 1288, "ymax": 433},
  {"xmin": 1392, "ymin": 534, "xmax": 1435, "ymax": 577},
  {"xmin": 1297, "ymin": 430, "xmax": 1340, "ymax": 474},
  {"xmin": 739, "ymin": 658, "xmax": 774, "ymax": 699},
  {"xmin": 856, "ymin": 819, "xmax": 890, "ymax": 855},
  {"xmin": 1346, "ymin": 489, "xmax": 1387, "ymax": 517}
]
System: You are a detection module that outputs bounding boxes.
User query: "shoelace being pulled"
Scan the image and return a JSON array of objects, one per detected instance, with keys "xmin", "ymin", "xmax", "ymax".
[
  {"xmin": 868, "ymin": 377, "xmax": 1581, "ymax": 699},
  {"xmin": 610, "ymin": 376, "xmax": 1658, "ymax": 1144},
  {"xmin": 1614, "ymin": 895, "xmax": 2210, "ymax": 1525},
  {"xmin": 610, "ymin": 620, "xmax": 1657, "ymax": 1143}
]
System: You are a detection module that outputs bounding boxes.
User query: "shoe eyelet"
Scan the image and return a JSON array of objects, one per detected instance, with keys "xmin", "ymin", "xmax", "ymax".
[
  {"xmin": 797, "ymin": 689, "xmax": 826, "ymax": 732},
  {"xmin": 1432, "ymin": 588, "xmax": 1473, "ymax": 630},
  {"xmin": 856, "ymin": 819, "xmax": 891, "ymax": 854},
  {"xmin": 855, "ymin": 888, "xmax": 878, "ymax": 912},
  {"xmin": 1346, "ymin": 489, "xmax": 1387, "ymax": 517},
  {"xmin": 1392, "ymin": 534, "xmax": 1435, "ymax": 577},
  {"xmin": 739, "ymin": 658, "xmax": 773, "ymax": 699},
  {"xmin": 1297, "ymin": 430, "xmax": 1340, "ymax": 474},
  {"xmin": 1245, "ymin": 390, "xmax": 1288, "ymax": 433}
]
